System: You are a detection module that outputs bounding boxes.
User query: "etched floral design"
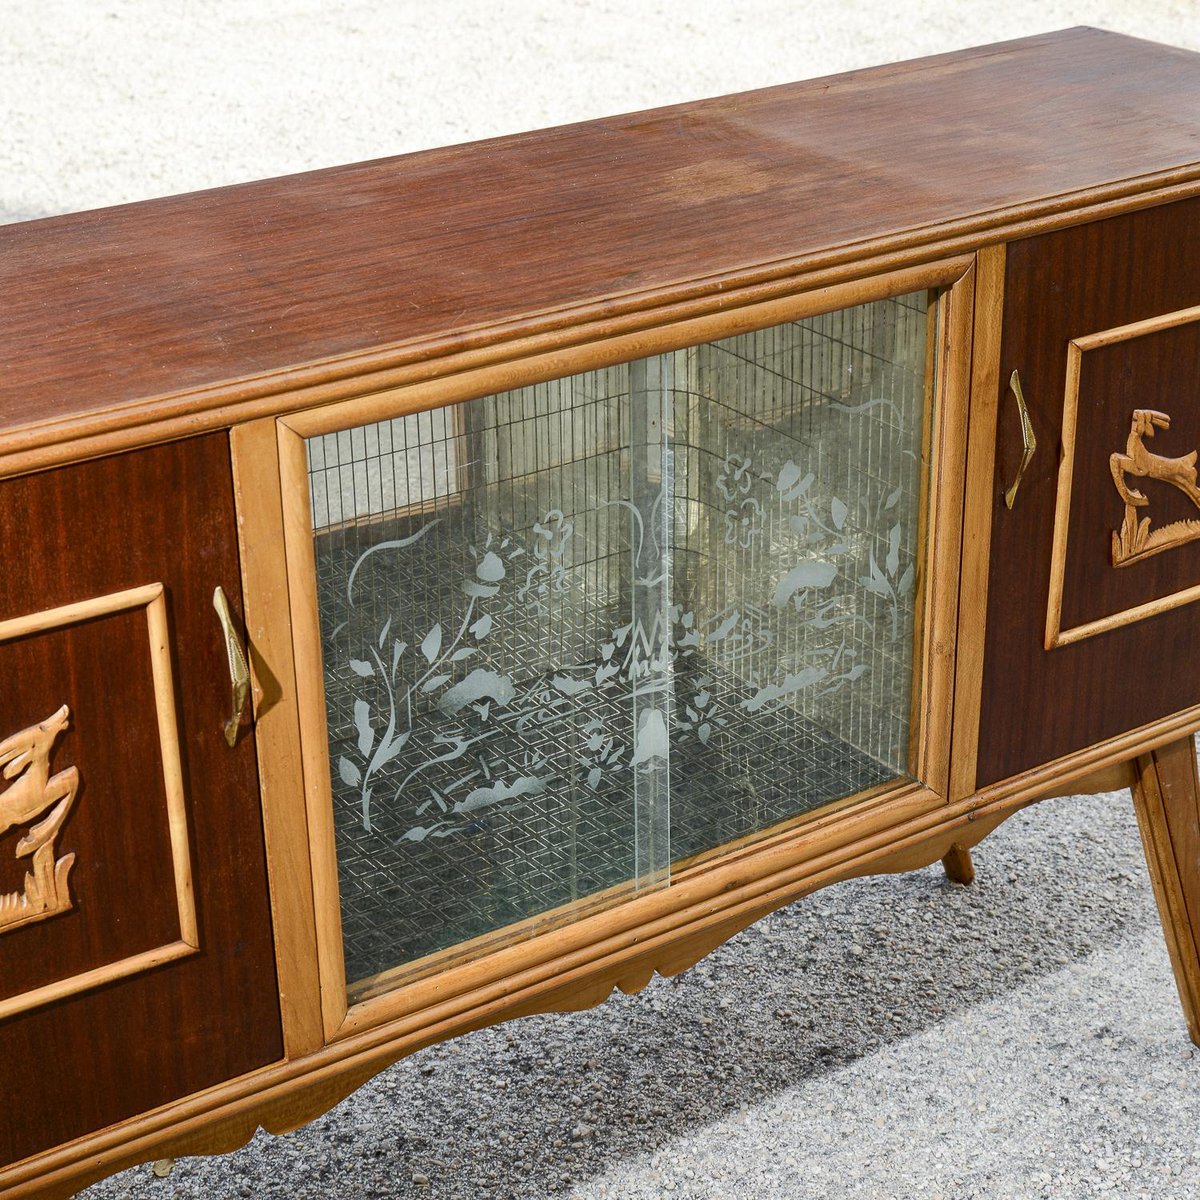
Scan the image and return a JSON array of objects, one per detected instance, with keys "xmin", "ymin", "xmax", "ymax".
[
  {"xmin": 325, "ymin": 394, "xmax": 917, "ymax": 843},
  {"xmin": 516, "ymin": 510, "xmax": 573, "ymax": 608},
  {"xmin": 718, "ymin": 454, "xmax": 766, "ymax": 548},
  {"xmin": 724, "ymin": 497, "xmax": 765, "ymax": 548},
  {"xmin": 716, "ymin": 453, "xmax": 754, "ymax": 501}
]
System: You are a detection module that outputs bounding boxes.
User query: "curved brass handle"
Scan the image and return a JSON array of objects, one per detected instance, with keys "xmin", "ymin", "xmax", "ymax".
[
  {"xmin": 213, "ymin": 586, "xmax": 250, "ymax": 748},
  {"xmin": 1004, "ymin": 368, "xmax": 1037, "ymax": 510}
]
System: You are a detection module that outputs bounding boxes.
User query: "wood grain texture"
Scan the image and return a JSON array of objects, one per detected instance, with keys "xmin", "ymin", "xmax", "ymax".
[
  {"xmin": 0, "ymin": 942, "xmax": 199, "ymax": 1027},
  {"xmin": 275, "ymin": 421, "xmax": 350, "ymax": 1041},
  {"xmin": 144, "ymin": 589, "xmax": 199, "ymax": 946},
  {"xmin": 976, "ymin": 196, "xmax": 1200, "ymax": 786},
  {"xmin": 0, "ymin": 436, "xmax": 283, "ymax": 1170},
  {"xmin": 230, "ymin": 419, "xmax": 325, "ymax": 1058},
  {"xmin": 1132, "ymin": 737, "xmax": 1200, "ymax": 1045},
  {"xmin": 1052, "ymin": 316, "xmax": 1200, "ymax": 634},
  {"xmin": 0, "ymin": 705, "xmax": 80, "ymax": 937},
  {"xmin": 1, "ymin": 29, "xmax": 1199, "ymax": 459},
  {"xmin": 910, "ymin": 263, "xmax": 975, "ymax": 797},
  {"xmin": 948, "ymin": 243, "xmax": 1005, "ymax": 800},
  {"xmin": 0, "ymin": 586, "xmax": 205, "ymax": 1022},
  {"xmin": 971, "ymin": 701, "xmax": 1200, "ymax": 816},
  {"xmin": 0, "ymin": 609, "xmax": 179, "ymax": 1001},
  {"xmin": 1037, "ymin": 760, "xmax": 1135, "ymax": 802},
  {"xmin": 279, "ymin": 258, "xmax": 968, "ymax": 439}
]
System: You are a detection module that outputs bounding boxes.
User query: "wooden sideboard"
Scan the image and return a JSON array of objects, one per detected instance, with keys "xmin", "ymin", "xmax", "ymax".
[{"xmin": 2, "ymin": 27, "xmax": 1200, "ymax": 1197}]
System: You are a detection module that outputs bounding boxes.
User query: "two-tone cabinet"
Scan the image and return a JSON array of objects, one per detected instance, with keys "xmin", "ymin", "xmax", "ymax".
[{"xmin": 2, "ymin": 27, "xmax": 1199, "ymax": 1196}]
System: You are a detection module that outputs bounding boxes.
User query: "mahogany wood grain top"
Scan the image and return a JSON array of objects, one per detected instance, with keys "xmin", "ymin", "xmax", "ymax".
[{"xmin": 2, "ymin": 27, "xmax": 1199, "ymax": 446}]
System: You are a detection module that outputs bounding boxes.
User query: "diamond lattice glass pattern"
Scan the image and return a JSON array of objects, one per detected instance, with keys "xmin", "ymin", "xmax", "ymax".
[{"xmin": 308, "ymin": 291, "xmax": 931, "ymax": 986}]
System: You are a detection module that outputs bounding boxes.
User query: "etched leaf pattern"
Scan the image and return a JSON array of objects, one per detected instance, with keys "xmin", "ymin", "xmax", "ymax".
[{"xmin": 327, "ymin": 394, "xmax": 915, "ymax": 840}]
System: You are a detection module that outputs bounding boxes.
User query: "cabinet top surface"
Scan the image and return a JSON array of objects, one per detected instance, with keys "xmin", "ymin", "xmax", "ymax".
[{"xmin": 2, "ymin": 26, "xmax": 1199, "ymax": 449}]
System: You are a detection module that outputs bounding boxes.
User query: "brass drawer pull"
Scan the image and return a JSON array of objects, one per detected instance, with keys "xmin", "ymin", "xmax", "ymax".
[
  {"xmin": 213, "ymin": 586, "xmax": 250, "ymax": 748},
  {"xmin": 1004, "ymin": 368, "xmax": 1037, "ymax": 510}
]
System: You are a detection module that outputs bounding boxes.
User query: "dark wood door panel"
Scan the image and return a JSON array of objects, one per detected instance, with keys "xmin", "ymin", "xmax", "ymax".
[
  {"xmin": 0, "ymin": 435, "xmax": 282, "ymax": 1169},
  {"xmin": 0, "ymin": 607, "xmax": 178, "ymax": 999},
  {"xmin": 978, "ymin": 197, "xmax": 1200, "ymax": 787},
  {"xmin": 1059, "ymin": 317, "xmax": 1200, "ymax": 633}
]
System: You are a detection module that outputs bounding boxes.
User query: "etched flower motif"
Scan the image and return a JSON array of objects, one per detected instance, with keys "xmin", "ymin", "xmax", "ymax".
[
  {"xmin": 716, "ymin": 453, "xmax": 754, "ymax": 501},
  {"xmin": 332, "ymin": 453, "xmax": 914, "ymax": 845},
  {"xmin": 517, "ymin": 508, "xmax": 573, "ymax": 605},
  {"xmin": 475, "ymin": 550, "xmax": 505, "ymax": 582},
  {"xmin": 464, "ymin": 532, "xmax": 514, "ymax": 598},
  {"xmin": 724, "ymin": 497, "xmax": 765, "ymax": 548}
]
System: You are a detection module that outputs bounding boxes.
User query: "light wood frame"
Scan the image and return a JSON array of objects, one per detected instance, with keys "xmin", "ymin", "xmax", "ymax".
[
  {"xmin": 948, "ymin": 243, "xmax": 1006, "ymax": 800},
  {"xmin": 0, "ymin": 584, "xmax": 198, "ymax": 1022},
  {"xmin": 1045, "ymin": 304, "xmax": 1200, "ymax": 648},
  {"xmin": 25, "ymin": 243, "xmax": 1200, "ymax": 1199},
  {"xmin": 254, "ymin": 256, "xmax": 976, "ymax": 1045}
]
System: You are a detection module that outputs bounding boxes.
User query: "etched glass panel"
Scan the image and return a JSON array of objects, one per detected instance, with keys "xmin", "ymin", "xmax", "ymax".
[
  {"xmin": 310, "ymin": 371, "xmax": 669, "ymax": 986},
  {"xmin": 308, "ymin": 290, "xmax": 931, "ymax": 987},
  {"xmin": 666, "ymin": 294, "xmax": 928, "ymax": 862}
]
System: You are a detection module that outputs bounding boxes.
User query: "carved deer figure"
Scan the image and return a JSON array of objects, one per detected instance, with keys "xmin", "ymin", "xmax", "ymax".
[
  {"xmin": 0, "ymin": 704, "xmax": 78, "ymax": 845},
  {"xmin": 0, "ymin": 704, "xmax": 80, "ymax": 934},
  {"xmin": 1110, "ymin": 409, "xmax": 1200, "ymax": 510}
]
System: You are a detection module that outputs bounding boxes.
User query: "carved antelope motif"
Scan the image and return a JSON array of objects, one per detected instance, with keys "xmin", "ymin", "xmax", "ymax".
[
  {"xmin": 1110, "ymin": 410, "xmax": 1200, "ymax": 509},
  {"xmin": 1110, "ymin": 409, "xmax": 1200, "ymax": 567},
  {"xmin": 0, "ymin": 705, "xmax": 81, "ymax": 934}
]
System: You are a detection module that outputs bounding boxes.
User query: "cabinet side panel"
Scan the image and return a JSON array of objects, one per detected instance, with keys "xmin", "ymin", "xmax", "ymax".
[
  {"xmin": 0, "ymin": 435, "xmax": 283, "ymax": 1169},
  {"xmin": 977, "ymin": 196, "xmax": 1200, "ymax": 786}
]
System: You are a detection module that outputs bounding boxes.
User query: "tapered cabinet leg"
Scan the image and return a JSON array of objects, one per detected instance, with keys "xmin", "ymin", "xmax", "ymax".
[
  {"xmin": 1131, "ymin": 737, "xmax": 1200, "ymax": 1046},
  {"xmin": 941, "ymin": 842, "xmax": 975, "ymax": 885}
]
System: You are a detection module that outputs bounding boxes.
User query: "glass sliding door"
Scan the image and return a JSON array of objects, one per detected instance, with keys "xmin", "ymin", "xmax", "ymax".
[
  {"xmin": 666, "ymin": 293, "xmax": 930, "ymax": 861},
  {"xmin": 305, "ymin": 290, "xmax": 933, "ymax": 988},
  {"xmin": 308, "ymin": 364, "xmax": 668, "ymax": 986}
]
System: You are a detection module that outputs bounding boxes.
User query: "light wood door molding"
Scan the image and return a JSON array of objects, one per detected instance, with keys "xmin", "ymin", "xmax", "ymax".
[
  {"xmin": 273, "ymin": 259, "xmax": 977, "ymax": 1044},
  {"xmin": 948, "ymin": 242, "xmax": 1006, "ymax": 800},
  {"xmin": 231, "ymin": 419, "xmax": 325, "ymax": 1058},
  {"xmin": 1046, "ymin": 304, "xmax": 1200, "ymax": 649},
  {"xmin": 0, "ymin": 585, "xmax": 198, "ymax": 1023}
]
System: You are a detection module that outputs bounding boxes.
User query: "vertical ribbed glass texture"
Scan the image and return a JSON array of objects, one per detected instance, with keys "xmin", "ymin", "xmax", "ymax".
[{"xmin": 308, "ymin": 291, "xmax": 930, "ymax": 986}]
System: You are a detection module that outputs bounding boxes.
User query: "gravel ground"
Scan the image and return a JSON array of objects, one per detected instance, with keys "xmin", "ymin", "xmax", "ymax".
[
  {"xmin": 79, "ymin": 790, "xmax": 1200, "ymax": 1199},
  {"xmin": 5, "ymin": 3, "xmax": 1200, "ymax": 1198}
]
